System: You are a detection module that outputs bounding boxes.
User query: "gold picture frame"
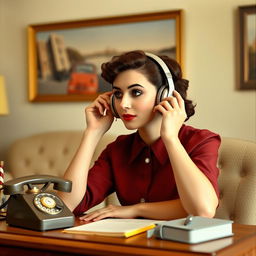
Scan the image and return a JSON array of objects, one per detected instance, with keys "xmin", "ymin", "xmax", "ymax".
[
  {"xmin": 238, "ymin": 5, "xmax": 256, "ymax": 90},
  {"xmin": 28, "ymin": 10, "xmax": 183, "ymax": 102}
]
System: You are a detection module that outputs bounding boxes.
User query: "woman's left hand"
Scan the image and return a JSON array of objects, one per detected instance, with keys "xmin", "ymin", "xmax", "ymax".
[
  {"xmin": 154, "ymin": 90, "xmax": 187, "ymax": 142},
  {"xmin": 79, "ymin": 205, "xmax": 138, "ymax": 222}
]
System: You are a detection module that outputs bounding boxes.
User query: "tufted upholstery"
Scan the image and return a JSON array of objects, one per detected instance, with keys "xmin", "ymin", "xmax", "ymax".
[
  {"xmin": 4, "ymin": 132, "xmax": 256, "ymax": 224},
  {"xmin": 6, "ymin": 131, "xmax": 117, "ymax": 179},
  {"xmin": 6, "ymin": 131, "xmax": 84, "ymax": 179},
  {"xmin": 215, "ymin": 137, "xmax": 256, "ymax": 225}
]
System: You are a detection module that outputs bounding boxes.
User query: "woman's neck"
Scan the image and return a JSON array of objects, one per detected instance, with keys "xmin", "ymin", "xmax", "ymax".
[{"xmin": 138, "ymin": 113, "xmax": 162, "ymax": 145}]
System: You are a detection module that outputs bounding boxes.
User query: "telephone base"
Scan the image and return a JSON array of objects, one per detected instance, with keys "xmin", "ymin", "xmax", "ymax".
[
  {"xmin": 7, "ymin": 214, "xmax": 75, "ymax": 231},
  {"xmin": 6, "ymin": 193, "xmax": 75, "ymax": 231}
]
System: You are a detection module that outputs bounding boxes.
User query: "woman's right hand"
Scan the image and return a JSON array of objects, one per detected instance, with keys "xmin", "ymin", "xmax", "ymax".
[{"xmin": 85, "ymin": 91, "xmax": 114, "ymax": 134}]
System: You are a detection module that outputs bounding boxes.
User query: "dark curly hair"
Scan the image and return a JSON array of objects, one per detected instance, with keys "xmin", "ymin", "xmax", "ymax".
[{"xmin": 101, "ymin": 50, "xmax": 195, "ymax": 121}]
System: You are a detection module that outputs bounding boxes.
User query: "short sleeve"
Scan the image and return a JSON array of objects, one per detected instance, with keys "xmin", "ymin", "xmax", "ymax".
[{"xmin": 184, "ymin": 129, "xmax": 221, "ymax": 197}]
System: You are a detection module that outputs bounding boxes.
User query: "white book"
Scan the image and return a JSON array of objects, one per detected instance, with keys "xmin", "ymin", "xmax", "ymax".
[{"xmin": 148, "ymin": 216, "xmax": 233, "ymax": 244}]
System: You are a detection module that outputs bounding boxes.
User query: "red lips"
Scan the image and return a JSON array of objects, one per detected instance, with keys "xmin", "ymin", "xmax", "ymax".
[{"xmin": 122, "ymin": 114, "xmax": 136, "ymax": 121}]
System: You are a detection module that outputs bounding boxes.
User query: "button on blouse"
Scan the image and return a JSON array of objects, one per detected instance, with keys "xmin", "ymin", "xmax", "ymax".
[{"xmin": 145, "ymin": 158, "xmax": 150, "ymax": 164}]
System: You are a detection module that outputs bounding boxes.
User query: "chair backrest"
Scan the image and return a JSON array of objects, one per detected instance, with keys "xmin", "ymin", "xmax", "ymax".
[
  {"xmin": 6, "ymin": 131, "xmax": 116, "ymax": 179},
  {"xmin": 215, "ymin": 137, "xmax": 256, "ymax": 225}
]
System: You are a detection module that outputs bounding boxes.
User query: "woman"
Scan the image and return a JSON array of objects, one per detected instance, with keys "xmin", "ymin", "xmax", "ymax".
[{"xmin": 60, "ymin": 50, "xmax": 220, "ymax": 221}]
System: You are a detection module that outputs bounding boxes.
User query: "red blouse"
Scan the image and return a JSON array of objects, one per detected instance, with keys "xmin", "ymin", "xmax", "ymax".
[{"xmin": 73, "ymin": 125, "xmax": 221, "ymax": 216}]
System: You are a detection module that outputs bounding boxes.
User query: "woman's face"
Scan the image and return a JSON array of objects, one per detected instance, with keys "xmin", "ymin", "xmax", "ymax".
[{"xmin": 112, "ymin": 69, "xmax": 157, "ymax": 130}]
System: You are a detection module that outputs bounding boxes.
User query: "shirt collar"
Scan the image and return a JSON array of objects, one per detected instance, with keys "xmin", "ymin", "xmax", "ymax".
[{"xmin": 128, "ymin": 131, "xmax": 168, "ymax": 165}]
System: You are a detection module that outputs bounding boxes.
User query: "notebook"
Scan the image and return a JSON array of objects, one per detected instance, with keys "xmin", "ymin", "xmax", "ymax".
[{"xmin": 63, "ymin": 218, "xmax": 163, "ymax": 238}]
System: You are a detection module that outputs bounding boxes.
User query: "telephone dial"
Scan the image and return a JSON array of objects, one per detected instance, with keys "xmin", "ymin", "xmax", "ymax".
[{"xmin": 3, "ymin": 175, "xmax": 74, "ymax": 231}]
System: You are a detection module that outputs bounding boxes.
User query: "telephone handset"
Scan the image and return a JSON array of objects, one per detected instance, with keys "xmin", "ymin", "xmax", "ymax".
[
  {"xmin": 3, "ymin": 175, "xmax": 74, "ymax": 231},
  {"xmin": 4, "ymin": 175, "xmax": 72, "ymax": 195}
]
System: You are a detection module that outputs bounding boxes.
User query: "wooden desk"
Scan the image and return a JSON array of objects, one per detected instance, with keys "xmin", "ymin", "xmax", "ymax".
[{"xmin": 0, "ymin": 219, "xmax": 255, "ymax": 256}]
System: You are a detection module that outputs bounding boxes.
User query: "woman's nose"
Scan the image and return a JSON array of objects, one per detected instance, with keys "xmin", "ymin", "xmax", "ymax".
[{"xmin": 120, "ymin": 94, "xmax": 131, "ymax": 109}]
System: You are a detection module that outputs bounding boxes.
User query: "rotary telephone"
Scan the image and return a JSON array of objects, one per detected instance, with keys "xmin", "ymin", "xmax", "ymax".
[{"xmin": 3, "ymin": 175, "xmax": 74, "ymax": 231}]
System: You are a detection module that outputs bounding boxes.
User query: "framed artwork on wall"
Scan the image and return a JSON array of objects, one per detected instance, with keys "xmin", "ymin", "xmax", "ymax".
[
  {"xmin": 28, "ymin": 10, "xmax": 183, "ymax": 102},
  {"xmin": 238, "ymin": 5, "xmax": 256, "ymax": 90}
]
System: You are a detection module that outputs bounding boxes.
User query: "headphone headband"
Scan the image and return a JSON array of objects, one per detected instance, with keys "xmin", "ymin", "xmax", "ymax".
[{"xmin": 145, "ymin": 52, "xmax": 175, "ymax": 97}]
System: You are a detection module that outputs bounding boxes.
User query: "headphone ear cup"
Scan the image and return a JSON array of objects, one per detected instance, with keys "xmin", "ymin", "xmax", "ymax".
[
  {"xmin": 156, "ymin": 86, "xmax": 169, "ymax": 104},
  {"xmin": 110, "ymin": 94, "xmax": 119, "ymax": 118}
]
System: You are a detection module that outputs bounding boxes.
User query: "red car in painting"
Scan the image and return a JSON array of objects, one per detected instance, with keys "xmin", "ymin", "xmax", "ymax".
[{"xmin": 68, "ymin": 62, "xmax": 98, "ymax": 95}]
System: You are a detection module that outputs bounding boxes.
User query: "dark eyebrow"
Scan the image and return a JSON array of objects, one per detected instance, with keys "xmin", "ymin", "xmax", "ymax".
[{"xmin": 112, "ymin": 84, "xmax": 144, "ymax": 90}]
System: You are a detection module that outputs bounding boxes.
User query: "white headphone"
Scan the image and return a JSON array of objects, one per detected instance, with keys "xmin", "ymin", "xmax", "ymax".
[{"xmin": 110, "ymin": 52, "xmax": 175, "ymax": 118}]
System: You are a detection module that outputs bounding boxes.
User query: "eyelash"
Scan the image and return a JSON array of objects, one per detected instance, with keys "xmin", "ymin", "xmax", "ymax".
[{"xmin": 113, "ymin": 89, "xmax": 143, "ymax": 99}]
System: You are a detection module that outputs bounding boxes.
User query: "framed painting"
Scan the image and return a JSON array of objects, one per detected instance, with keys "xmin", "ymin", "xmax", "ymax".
[
  {"xmin": 238, "ymin": 5, "xmax": 256, "ymax": 90},
  {"xmin": 28, "ymin": 10, "xmax": 182, "ymax": 102}
]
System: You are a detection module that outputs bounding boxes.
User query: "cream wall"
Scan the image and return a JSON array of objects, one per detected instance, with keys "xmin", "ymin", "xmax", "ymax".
[{"xmin": 0, "ymin": 0, "xmax": 255, "ymax": 165}]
